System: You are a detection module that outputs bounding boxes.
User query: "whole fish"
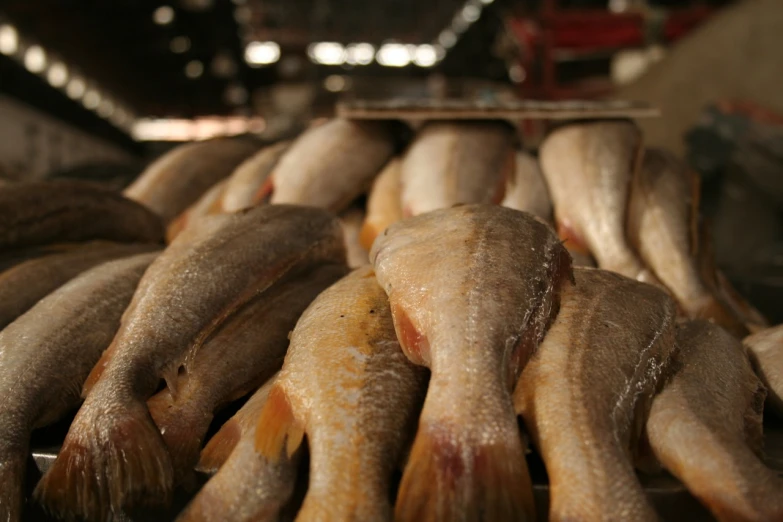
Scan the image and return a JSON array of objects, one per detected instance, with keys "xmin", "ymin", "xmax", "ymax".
[
  {"xmin": 220, "ymin": 141, "xmax": 290, "ymax": 213},
  {"xmin": 514, "ymin": 267, "xmax": 677, "ymax": 522},
  {"xmin": 0, "ymin": 241, "xmax": 157, "ymax": 330},
  {"xmin": 627, "ymin": 148, "xmax": 747, "ymax": 336},
  {"xmin": 178, "ymin": 378, "xmax": 299, "ymax": 522},
  {"xmin": 255, "ymin": 266, "xmax": 428, "ymax": 521},
  {"xmin": 744, "ymin": 325, "xmax": 783, "ymax": 416},
  {"xmin": 0, "ymin": 252, "xmax": 158, "ymax": 522},
  {"xmin": 340, "ymin": 208, "xmax": 370, "ymax": 268},
  {"xmin": 370, "ymin": 204, "xmax": 573, "ymax": 522},
  {"xmin": 400, "ymin": 121, "xmax": 514, "ymax": 217},
  {"xmin": 539, "ymin": 120, "xmax": 655, "ymax": 282},
  {"xmin": 270, "ymin": 119, "xmax": 395, "ymax": 213},
  {"xmin": 0, "ymin": 180, "xmax": 164, "ymax": 250},
  {"xmin": 167, "ymin": 180, "xmax": 228, "ymax": 241},
  {"xmin": 147, "ymin": 263, "xmax": 347, "ymax": 482},
  {"xmin": 500, "ymin": 150, "xmax": 552, "ymax": 222},
  {"xmin": 124, "ymin": 138, "xmax": 259, "ymax": 223},
  {"xmin": 35, "ymin": 205, "xmax": 345, "ymax": 521},
  {"xmin": 359, "ymin": 158, "xmax": 402, "ymax": 251},
  {"xmin": 647, "ymin": 320, "xmax": 783, "ymax": 521}
]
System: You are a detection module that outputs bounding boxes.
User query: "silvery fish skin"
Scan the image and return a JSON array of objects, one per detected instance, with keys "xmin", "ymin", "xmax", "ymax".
[
  {"xmin": 178, "ymin": 378, "xmax": 298, "ymax": 522},
  {"xmin": 514, "ymin": 267, "xmax": 677, "ymax": 522},
  {"xmin": 627, "ymin": 148, "xmax": 747, "ymax": 336},
  {"xmin": 744, "ymin": 324, "xmax": 783, "ymax": 416},
  {"xmin": 0, "ymin": 252, "xmax": 158, "ymax": 522},
  {"xmin": 220, "ymin": 141, "xmax": 290, "ymax": 213},
  {"xmin": 167, "ymin": 180, "xmax": 228, "ymax": 241},
  {"xmin": 0, "ymin": 180, "xmax": 165, "ymax": 250},
  {"xmin": 647, "ymin": 320, "xmax": 783, "ymax": 521},
  {"xmin": 270, "ymin": 119, "xmax": 395, "ymax": 213},
  {"xmin": 34, "ymin": 205, "xmax": 345, "ymax": 521},
  {"xmin": 124, "ymin": 138, "xmax": 259, "ymax": 223},
  {"xmin": 359, "ymin": 158, "xmax": 402, "ymax": 251},
  {"xmin": 370, "ymin": 204, "xmax": 573, "ymax": 522},
  {"xmin": 500, "ymin": 150, "xmax": 553, "ymax": 222},
  {"xmin": 255, "ymin": 266, "xmax": 428, "ymax": 522},
  {"xmin": 400, "ymin": 121, "xmax": 514, "ymax": 217},
  {"xmin": 147, "ymin": 263, "xmax": 348, "ymax": 483},
  {"xmin": 0, "ymin": 241, "xmax": 157, "ymax": 330},
  {"xmin": 340, "ymin": 208, "xmax": 370, "ymax": 268},
  {"xmin": 539, "ymin": 120, "xmax": 654, "ymax": 282}
]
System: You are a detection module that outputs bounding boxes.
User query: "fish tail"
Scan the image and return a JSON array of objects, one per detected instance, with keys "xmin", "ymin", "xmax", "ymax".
[
  {"xmin": 34, "ymin": 396, "xmax": 173, "ymax": 520},
  {"xmin": 254, "ymin": 385, "xmax": 305, "ymax": 463},
  {"xmin": 197, "ymin": 416, "xmax": 242, "ymax": 474},
  {"xmin": 0, "ymin": 439, "xmax": 27, "ymax": 522},
  {"xmin": 81, "ymin": 342, "xmax": 117, "ymax": 397}
]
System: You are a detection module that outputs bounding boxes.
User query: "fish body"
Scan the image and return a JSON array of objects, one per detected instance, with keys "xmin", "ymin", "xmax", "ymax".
[
  {"xmin": 35, "ymin": 205, "xmax": 345, "ymax": 520},
  {"xmin": 255, "ymin": 266, "xmax": 428, "ymax": 522},
  {"xmin": 647, "ymin": 320, "xmax": 783, "ymax": 521},
  {"xmin": 270, "ymin": 119, "xmax": 395, "ymax": 212},
  {"xmin": 167, "ymin": 180, "xmax": 228, "ymax": 241},
  {"xmin": 370, "ymin": 204, "xmax": 573, "ymax": 522},
  {"xmin": 359, "ymin": 158, "xmax": 402, "ymax": 251},
  {"xmin": 744, "ymin": 325, "xmax": 783, "ymax": 416},
  {"xmin": 124, "ymin": 138, "xmax": 259, "ymax": 223},
  {"xmin": 539, "ymin": 120, "xmax": 653, "ymax": 281},
  {"xmin": 400, "ymin": 121, "xmax": 514, "ymax": 217},
  {"xmin": 221, "ymin": 141, "xmax": 289, "ymax": 213},
  {"xmin": 340, "ymin": 208, "xmax": 370, "ymax": 268},
  {"xmin": 0, "ymin": 252, "xmax": 158, "ymax": 522},
  {"xmin": 0, "ymin": 180, "xmax": 164, "ymax": 250},
  {"xmin": 500, "ymin": 150, "xmax": 552, "ymax": 222},
  {"xmin": 514, "ymin": 267, "xmax": 677, "ymax": 522}
]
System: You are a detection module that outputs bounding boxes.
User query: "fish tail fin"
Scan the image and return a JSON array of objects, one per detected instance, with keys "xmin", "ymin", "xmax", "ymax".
[
  {"xmin": 395, "ymin": 413, "xmax": 535, "ymax": 522},
  {"xmin": 0, "ymin": 439, "xmax": 27, "ymax": 522},
  {"xmin": 197, "ymin": 416, "xmax": 242, "ymax": 474},
  {"xmin": 34, "ymin": 396, "xmax": 173, "ymax": 520},
  {"xmin": 254, "ymin": 385, "xmax": 305, "ymax": 463}
]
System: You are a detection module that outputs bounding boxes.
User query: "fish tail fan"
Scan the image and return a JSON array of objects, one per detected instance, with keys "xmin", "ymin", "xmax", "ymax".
[
  {"xmin": 0, "ymin": 440, "xmax": 27, "ymax": 522},
  {"xmin": 34, "ymin": 397, "xmax": 173, "ymax": 520},
  {"xmin": 197, "ymin": 416, "xmax": 242, "ymax": 474},
  {"xmin": 254, "ymin": 385, "xmax": 305, "ymax": 463}
]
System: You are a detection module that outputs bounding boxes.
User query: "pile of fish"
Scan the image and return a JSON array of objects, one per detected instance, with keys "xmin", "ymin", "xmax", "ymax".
[{"xmin": 0, "ymin": 117, "xmax": 782, "ymax": 522}]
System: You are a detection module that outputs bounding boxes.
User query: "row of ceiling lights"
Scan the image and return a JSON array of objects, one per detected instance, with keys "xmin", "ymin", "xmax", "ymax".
[{"xmin": 0, "ymin": 22, "xmax": 135, "ymax": 131}]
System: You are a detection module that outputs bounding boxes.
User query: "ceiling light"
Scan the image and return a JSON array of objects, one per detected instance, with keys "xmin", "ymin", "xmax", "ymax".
[
  {"xmin": 439, "ymin": 30, "xmax": 457, "ymax": 49},
  {"xmin": 153, "ymin": 5, "xmax": 175, "ymax": 25},
  {"xmin": 413, "ymin": 44, "xmax": 437, "ymax": 67},
  {"xmin": 0, "ymin": 24, "xmax": 18, "ymax": 56},
  {"xmin": 307, "ymin": 42, "xmax": 345, "ymax": 65},
  {"xmin": 244, "ymin": 41, "xmax": 280, "ymax": 66},
  {"xmin": 462, "ymin": 4, "xmax": 481, "ymax": 23},
  {"xmin": 324, "ymin": 74, "xmax": 347, "ymax": 92},
  {"xmin": 66, "ymin": 76, "xmax": 86, "ymax": 99},
  {"xmin": 479, "ymin": 0, "xmax": 494, "ymax": 4},
  {"xmin": 170, "ymin": 36, "xmax": 190, "ymax": 53},
  {"xmin": 83, "ymin": 89, "xmax": 101, "ymax": 110},
  {"xmin": 452, "ymin": 15, "xmax": 470, "ymax": 34},
  {"xmin": 110, "ymin": 108, "xmax": 128, "ymax": 127},
  {"xmin": 46, "ymin": 61, "xmax": 68, "ymax": 87},
  {"xmin": 23, "ymin": 45, "xmax": 46, "ymax": 73},
  {"xmin": 376, "ymin": 43, "xmax": 411, "ymax": 67},
  {"xmin": 224, "ymin": 83, "xmax": 249, "ymax": 105},
  {"xmin": 185, "ymin": 60, "xmax": 204, "ymax": 78},
  {"xmin": 508, "ymin": 64, "xmax": 526, "ymax": 83},
  {"xmin": 434, "ymin": 44, "xmax": 446, "ymax": 61},
  {"xmin": 97, "ymin": 99, "xmax": 115, "ymax": 118},
  {"xmin": 234, "ymin": 6, "xmax": 251, "ymax": 24},
  {"xmin": 345, "ymin": 43, "xmax": 374, "ymax": 65}
]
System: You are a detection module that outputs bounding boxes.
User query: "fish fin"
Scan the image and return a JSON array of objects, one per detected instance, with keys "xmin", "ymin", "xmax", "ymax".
[
  {"xmin": 252, "ymin": 177, "xmax": 275, "ymax": 206},
  {"xmin": 694, "ymin": 296, "xmax": 749, "ymax": 339},
  {"xmin": 715, "ymin": 270, "xmax": 769, "ymax": 332},
  {"xmin": 82, "ymin": 342, "xmax": 119, "ymax": 397},
  {"xmin": 556, "ymin": 220, "xmax": 591, "ymax": 257},
  {"xmin": 254, "ymin": 385, "xmax": 305, "ymax": 463},
  {"xmin": 395, "ymin": 421, "xmax": 535, "ymax": 522},
  {"xmin": 359, "ymin": 221, "xmax": 379, "ymax": 252},
  {"xmin": 0, "ymin": 439, "xmax": 26, "ymax": 522},
  {"xmin": 166, "ymin": 213, "xmax": 189, "ymax": 242},
  {"xmin": 34, "ymin": 398, "xmax": 173, "ymax": 520},
  {"xmin": 197, "ymin": 417, "xmax": 242, "ymax": 474}
]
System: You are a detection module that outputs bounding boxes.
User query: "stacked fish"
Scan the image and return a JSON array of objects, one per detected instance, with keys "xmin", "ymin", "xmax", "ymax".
[{"xmin": 0, "ymin": 117, "xmax": 782, "ymax": 522}]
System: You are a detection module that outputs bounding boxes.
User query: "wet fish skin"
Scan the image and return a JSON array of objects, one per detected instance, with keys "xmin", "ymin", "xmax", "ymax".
[
  {"xmin": 124, "ymin": 138, "xmax": 259, "ymax": 223},
  {"xmin": 0, "ymin": 252, "xmax": 158, "ymax": 522},
  {"xmin": 220, "ymin": 141, "xmax": 290, "ymax": 213},
  {"xmin": 514, "ymin": 267, "xmax": 677, "ymax": 522},
  {"xmin": 34, "ymin": 205, "xmax": 346, "ymax": 521},
  {"xmin": 744, "ymin": 324, "xmax": 783, "ymax": 416},
  {"xmin": 147, "ymin": 263, "xmax": 348, "ymax": 483},
  {"xmin": 370, "ymin": 204, "xmax": 573, "ymax": 522},
  {"xmin": 400, "ymin": 121, "xmax": 514, "ymax": 217},
  {"xmin": 340, "ymin": 208, "xmax": 370, "ymax": 268},
  {"xmin": 647, "ymin": 320, "xmax": 783, "ymax": 521},
  {"xmin": 270, "ymin": 119, "xmax": 395, "ymax": 213},
  {"xmin": 167, "ymin": 180, "xmax": 228, "ymax": 241},
  {"xmin": 0, "ymin": 241, "xmax": 158, "ymax": 330},
  {"xmin": 500, "ymin": 150, "xmax": 552, "ymax": 222},
  {"xmin": 359, "ymin": 158, "xmax": 402, "ymax": 251},
  {"xmin": 0, "ymin": 180, "xmax": 165, "ymax": 250},
  {"xmin": 255, "ymin": 266, "xmax": 428, "ymax": 522}
]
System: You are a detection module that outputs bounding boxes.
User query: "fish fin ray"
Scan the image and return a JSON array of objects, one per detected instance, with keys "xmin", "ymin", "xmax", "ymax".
[
  {"xmin": 254, "ymin": 385, "xmax": 305, "ymax": 463},
  {"xmin": 82, "ymin": 342, "xmax": 118, "ymax": 397},
  {"xmin": 197, "ymin": 417, "xmax": 242, "ymax": 474}
]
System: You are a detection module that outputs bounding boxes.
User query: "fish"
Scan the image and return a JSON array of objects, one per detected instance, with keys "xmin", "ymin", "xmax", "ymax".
[
  {"xmin": 0, "ymin": 180, "xmax": 165, "ymax": 250},
  {"xmin": 34, "ymin": 205, "xmax": 346, "ymax": 521},
  {"xmin": 270, "ymin": 119, "xmax": 395, "ymax": 213},
  {"xmin": 178, "ymin": 378, "xmax": 299, "ymax": 522},
  {"xmin": 340, "ymin": 207, "xmax": 370, "ymax": 268},
  {"xmin": 359, "ymin": 158, "xmax": 402, "ymax": 251},
  {"xmin": 123, "ymin": 138, "xmax": 259, "ymax": 223},
  {"xmin": 744, "ymin": 325, "xmax": 783, "ymax": 417},
  {"xmin": 220, "ymin": 141, "xmax": 290, "ymax": 213},
  {"xmin": 147, "ymin": 263, "xmax": 348, "ymax": 483},
  {"xmin": 513, "ymin": 267, "xmax": 677, "ymax": 522},
  {"xmin": 627, "ymin": 148, "xmax": 747, "ymax": 336},
  {"xmin": 370, "ymin": 204, "xmax": 573, "ymax": 522},
  {"xmin": 166, "ymin": 180, "xmax": 228, "ymax": 241},
  {"xmin": 500, "ymin": 150, "xmax": 553, "ymax": 222},
  {"xmin": 0, "ymin": 252, "xmax": 158, "ymax": 522},
  {"xmin": 400, "ymin": 121, "xmax": 514, "ymax": 217},
  {"xmin": 539, "ymin": 120, "xmax": 656, "ymax": 282},
  {"xmin": 255, "ymin": 266, "xmax": 429, "ymax": 521},
  {"xmin": 0, "ymin": 241, "xmax": 157, "ymax": 330},
  {"xmin": 646, "ymin": 320, "xmax": 783, "ymax": 521}
]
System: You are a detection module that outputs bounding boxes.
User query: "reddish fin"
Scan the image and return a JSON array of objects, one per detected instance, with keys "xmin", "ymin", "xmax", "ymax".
[
  {"xmin": 0, "ymin": 442, "xmax": 26, "ymax": 522},
  {"xmin": 34, "ymin": 399, "xmax": 173, "ymax": 520},
  {"xmin": 252, "ymin": 177, "xmax": 275, "ymax": 206},
  {"xmin": 395, "ymin": 421, "xmax": 535, "ymax": 522},
  {"xmin": 254, "ymin": 385, "xmax": 305, "ymax": 463},
  {"xmin": 197, "ymin": 417, "xmax": 242, "ymax": 474},
  {"xmin": 359, "ymin": 221, "xmax": 380, "ymax": 252},
  {"xmin": 82, "ymin": 342, "xmax": 119, "ymax": 397},
  {"xmin": 556, "ymin": 221, "xmax": 591, "ymax": 257},
  {"xmin": 391, "ymin": 303, "xmax": 431, "ymax": 367}
]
